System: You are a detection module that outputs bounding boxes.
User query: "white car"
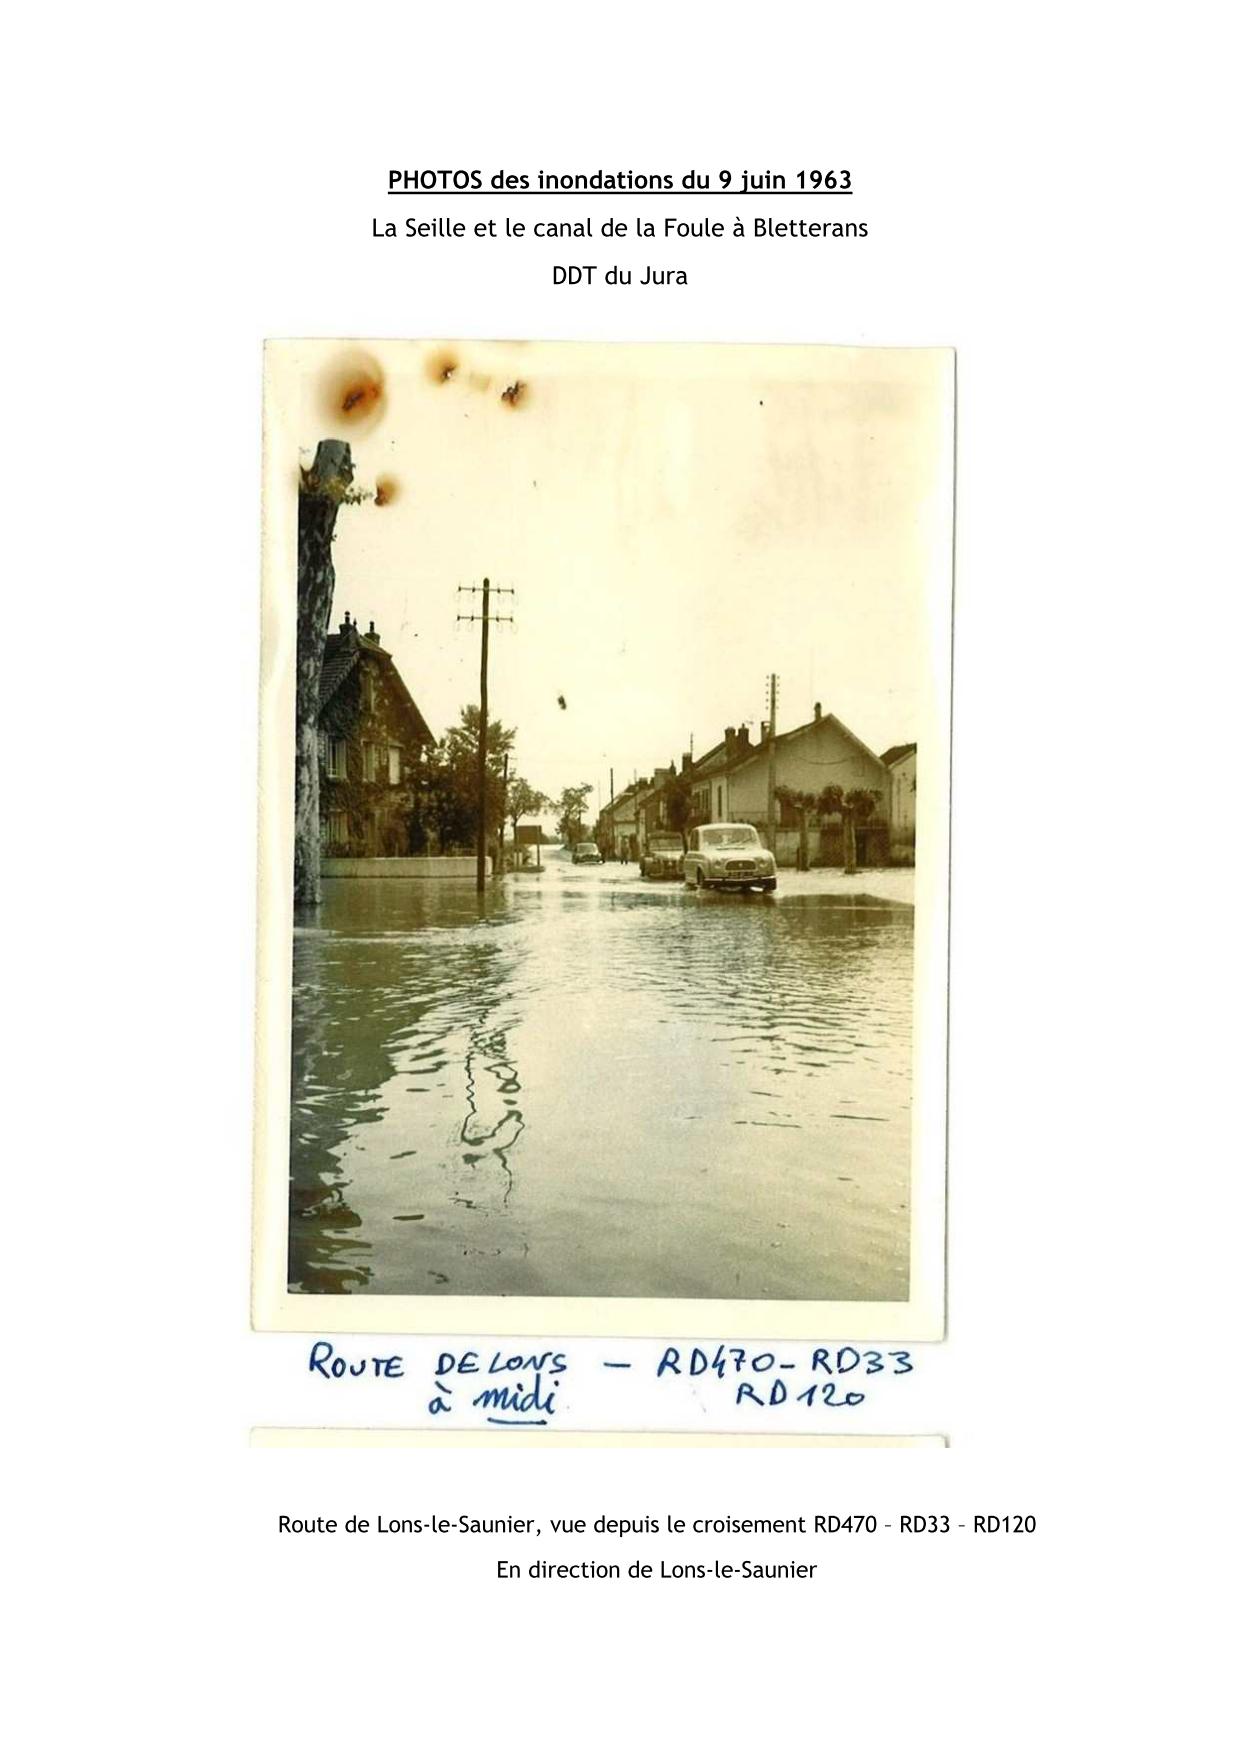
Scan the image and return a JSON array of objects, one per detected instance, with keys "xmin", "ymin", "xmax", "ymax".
[{"xmin": 682, "ymin": 823, "xmax": 776, "ymax": 893}]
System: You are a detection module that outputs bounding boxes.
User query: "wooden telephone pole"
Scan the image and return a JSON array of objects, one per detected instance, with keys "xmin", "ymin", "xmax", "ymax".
[
  {"xmin": 765, "ymin": 672, "xmax": 780, "ymax": 853},
  {"xmin": 457, "ymin": 577, "xmax": 514, "ymax": 893}
]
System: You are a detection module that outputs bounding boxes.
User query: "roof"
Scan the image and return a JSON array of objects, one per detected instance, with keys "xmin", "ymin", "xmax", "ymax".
[
  {"xmin": 319, "ymin": 633, "xmax": 359, "ymax": 707},
  {"xmin": 598, "ymin": 782, "xmax": 642, "ymax": 818},
  {"xmin": 689, "ymin": 738, "xmax": 730, "ymax": 776},
  {"xmin": 881, "ymin": 743, "xmax": 917, "ymax": 766},
  {"xmin": 729, "ymin": 711, "xmax": 886, "ymax": 775},
  {"xmin": 381, "ymin": 652, "xmax": 436, "ymax": 747},
  {"xmin": 318, "ymin": 630, "xmax": 435, "ymax": 747},
  {"xmin": 629, "ymin": 769, "xmax": 672, "ymax": 806}
]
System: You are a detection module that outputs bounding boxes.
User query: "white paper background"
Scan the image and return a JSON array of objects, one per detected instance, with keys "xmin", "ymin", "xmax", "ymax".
[{"xmin": 8, "ymin": 4, "xmax": 1234, "ymax": 1750}]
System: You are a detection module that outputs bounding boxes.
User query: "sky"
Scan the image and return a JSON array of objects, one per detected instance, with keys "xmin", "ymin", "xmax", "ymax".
[{"xmin": 281, "ymin": 338, "xmax": 953, "ymax": 815}]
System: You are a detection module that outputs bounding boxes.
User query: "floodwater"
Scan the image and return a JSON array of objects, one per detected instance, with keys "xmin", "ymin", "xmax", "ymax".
[{"xmin": 289, "ymin": 859, "xmax": 913, "ymax": 1301}]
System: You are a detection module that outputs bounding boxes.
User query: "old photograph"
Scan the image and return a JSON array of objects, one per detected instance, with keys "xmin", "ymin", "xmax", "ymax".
[{"xmin": 253, "ymin": 338, "xmax": 953, "ymax": 1337}]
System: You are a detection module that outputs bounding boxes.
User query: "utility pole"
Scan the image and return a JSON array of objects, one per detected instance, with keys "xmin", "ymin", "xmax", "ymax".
[
  {"xmin": 457, "ymin": 577, "xmax": 514, "ymax": 893},
  {"xmin": 499, "ymin": 751, "xmax": 509, "ymax": 874},
  {"xmin": 766, "ymin": 672, "xmax": 780, "ymax": 854}
]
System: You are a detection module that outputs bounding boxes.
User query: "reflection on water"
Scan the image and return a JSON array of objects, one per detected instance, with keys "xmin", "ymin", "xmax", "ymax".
[{"xmin": 289, "ymin": 865, "xmax": 914, "ymax": 1300}]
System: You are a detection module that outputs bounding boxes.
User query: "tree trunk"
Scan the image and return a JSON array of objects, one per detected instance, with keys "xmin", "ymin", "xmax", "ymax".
[
  {"xmin": 798, "ymin": 807, "xmax": 809, "ymax": 872},
  {"xmin": 843, "ymin": 809, "xmax": 857, "ymax": 875},
  {"xmin": 294, "ymin": 440, "xmax": 353, "ymax": 907}
]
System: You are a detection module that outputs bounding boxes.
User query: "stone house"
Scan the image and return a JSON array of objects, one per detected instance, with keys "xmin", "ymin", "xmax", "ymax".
[{"xmin": 317, "ymin": 613, "xmax": 435, "ymax": 856}]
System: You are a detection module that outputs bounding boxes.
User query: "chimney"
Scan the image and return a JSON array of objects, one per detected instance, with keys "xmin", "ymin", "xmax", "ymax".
[
  {"xmin": 760, "ymin": 720, "xmax": 769, "ymax": 743},
  {"xmin": 338, "ymin": 611, "xmax": 358, "ymax": 643},
  {"xmin": 681, "ymin": 750, "xmax": 693, "ymax": 776},
  {"xmin": 814, "ymin": 701, "xmax": 822, "ymax": 721},
  {"xmin": 724, "ymin": 725, "xmax": 736, "ymax": 762},
  {"xmin": 364, "ymin": 619, "xmax": 380, "ymax": 644},
  {"xmin": 738, "ymin": 726, "xmax": 750, "ymax": 751}
]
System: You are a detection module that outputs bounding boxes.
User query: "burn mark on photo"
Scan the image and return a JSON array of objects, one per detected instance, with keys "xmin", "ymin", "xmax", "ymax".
[
  {"xmin": 374, "ymin": 475, "xmax": 400, "ymax": 507},
  {"xmin": 500, "ymin": 379, "xmax": 529, "ymax": 408},
  {"xmin": 426, "ymin": 348, "xmax": 460, "ymax": 385},
  {"xmin": 319, "ymin": 350, "xmax": 386, "ymax": 432}
]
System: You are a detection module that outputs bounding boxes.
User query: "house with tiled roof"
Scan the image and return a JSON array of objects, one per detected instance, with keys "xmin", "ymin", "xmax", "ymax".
[
  {"xmin": 714, "ymin": 704, "xmax": 894, "ymax": 866},
  {"xmin": 318, "ymin": 613, "xmax": 436, "ymax": 856}
]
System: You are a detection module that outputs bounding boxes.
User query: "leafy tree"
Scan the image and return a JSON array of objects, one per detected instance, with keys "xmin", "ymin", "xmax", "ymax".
[
  {"xmin": 409, "ymin": 707, "xmax": 515, "ymax": 853},
  {"xmin": 556, "ymin": 783, "xmax": 593, "ymax": 844},
  {"xmin": 411, "ymin": 746, "xmax": 471, "ymax": 852},
  {"xmin": 508, "ymin": 777, "xmax": 549, "ymax": 848},
  {"xmin": 775, "ymin": 784, "xmax": 817, "ymax": 870},
  {"xmin": 842, "ymin": 788, "xmax": 879, "ymax": 873},
  {"xmin": 443, "ymin": 706, "xmax": 515, "ymax": 846},
  {"xmin": 816, "ymin": 784, "xmax": 879, "ymax": 874},
  {"xmin": 441, "ymin": 705, "xmax": 515, "ymax": 779},
  {"xmin": 664, "ymin": 764, "xmax": 695, "ymax": 844}
]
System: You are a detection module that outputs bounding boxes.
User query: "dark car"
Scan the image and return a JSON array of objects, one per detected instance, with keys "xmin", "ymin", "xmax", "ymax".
[
  {"xmin": 640, "ymin": 833, "xmax": 684, "ymax": 880},
  {"xmin": 571, "ymin": 841, "xmax": 603, "ymax": 864}
]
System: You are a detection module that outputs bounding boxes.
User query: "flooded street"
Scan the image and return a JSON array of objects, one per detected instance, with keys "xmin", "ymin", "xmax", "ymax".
[{"xmin": 289, "ymin": 858, "xmax": 913, "ymax": 1302}]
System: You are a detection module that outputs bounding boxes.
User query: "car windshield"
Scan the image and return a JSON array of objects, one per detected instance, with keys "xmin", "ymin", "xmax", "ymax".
[
  {"xmin": 649, "ymin": 837, "xmax": 681, "ymax": 851},
  {"xmin": 700, "ymin": 826, "xmax": 760, "ymax": 849},
  {"xmin": 577, "ymin": 843, "xmax": 598, "ymax": 853}
]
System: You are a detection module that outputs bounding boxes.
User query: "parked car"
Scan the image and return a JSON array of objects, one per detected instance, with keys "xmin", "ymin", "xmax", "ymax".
[
  {"xmin": 640, "ymin": 833, "xmax": 684, "ymax": 880},
  {"xmin": 682, "ymin": 823, "xmax": 776, "ymax": 893},
  {"xmin": 571, "ymin": 841, "xmax": 603, "ymax": 864}
]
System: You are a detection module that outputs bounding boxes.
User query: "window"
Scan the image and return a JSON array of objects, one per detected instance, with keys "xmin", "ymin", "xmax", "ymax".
[
  {"xmin": 364, "ymin": 671, "xmax": 377, "ymax": 713},
  {"xmin": 701, "ymin": 825, "xmax": 761, "ymax": 849},
  {"xmin": 326, "ymin": 811, "xmax": 348, "ymax": 848},
  {"xmin": 326, "ymin": 737, "xmax": 347, "ymax": 779},
  {"xmin": 388, "ymin": 745, "xmax": 401, "ymax": 785},
  {"xmin": 363, "ymin": 742, "xmax": 380, "ymax": 782}
]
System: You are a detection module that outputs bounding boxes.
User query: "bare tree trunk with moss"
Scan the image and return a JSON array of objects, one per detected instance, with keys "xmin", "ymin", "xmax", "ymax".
[{"xmin": 294, "ymin": 439, "xmax": 354, "ymax": 907}]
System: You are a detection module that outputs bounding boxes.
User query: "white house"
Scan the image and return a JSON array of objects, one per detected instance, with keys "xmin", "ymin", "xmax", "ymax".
[{"xmin": 882, "ymin": 744, "xmax": 917, "ymax": 865}]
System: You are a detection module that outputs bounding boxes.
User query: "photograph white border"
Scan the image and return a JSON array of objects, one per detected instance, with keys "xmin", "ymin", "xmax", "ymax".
[{"xmin": 252, "ymin": 338, "xmax": 953, "ymax": 1340}]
